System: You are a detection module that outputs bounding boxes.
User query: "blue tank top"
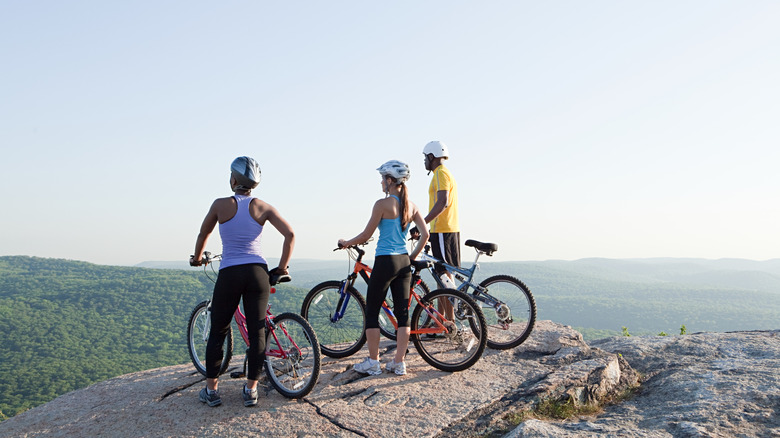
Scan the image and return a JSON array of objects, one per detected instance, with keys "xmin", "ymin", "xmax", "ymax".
[
  {"xmin": 219, "ymin": 195, "xmax": 267, "ymax": 269},
  {"xmin": 376, "ymin": 195, "xmax": 409, "ymax": 256}
]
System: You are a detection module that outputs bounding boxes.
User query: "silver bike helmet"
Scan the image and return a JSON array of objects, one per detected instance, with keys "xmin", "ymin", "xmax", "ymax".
[
  {"xmin": 422, "ymin": 140, "xmax": 449, "ymax": 158},
  {"xmin": 230, "ymin": 156, "xmax": 261, "ymax": 190},
  {"xmin": 377, "ymin": 160, "xmax": 411, "ymax": 184}
]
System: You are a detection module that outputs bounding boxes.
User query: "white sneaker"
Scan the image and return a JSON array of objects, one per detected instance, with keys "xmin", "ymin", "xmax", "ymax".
[
  {"xmin": 353, "ymin": 357, "xmax": 381, "ymax": 375},
  {"xmin": 385, "ymin": 359, "xmax": 407, "ymax": 376}
]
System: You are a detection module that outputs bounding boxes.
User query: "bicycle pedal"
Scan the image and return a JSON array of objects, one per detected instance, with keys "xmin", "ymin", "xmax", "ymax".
[{"xmin": 230, "ymin": 371, "xmax": 246, "ymax": 379}]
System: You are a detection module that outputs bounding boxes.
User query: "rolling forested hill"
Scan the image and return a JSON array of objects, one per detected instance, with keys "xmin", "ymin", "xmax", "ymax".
[
  {"xmin": 1, "ymin": 255, "xmax": 778, "ymax": 421},
  {"xmin": 0, "ymin": 256, "xmax": 308, "ymax": 420}
]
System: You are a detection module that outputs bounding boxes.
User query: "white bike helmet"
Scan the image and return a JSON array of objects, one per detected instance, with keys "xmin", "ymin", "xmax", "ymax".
[
  {"xmin": 230, "ymin": 156, "xmax": 261, "ymax": 190},
  {"xmin": 377, "ymin": 160, "xmax": 411, "ymax": 184},
  {"xmin": 422, "ymin": 140, "xmax": 449, "ymax": 158}
]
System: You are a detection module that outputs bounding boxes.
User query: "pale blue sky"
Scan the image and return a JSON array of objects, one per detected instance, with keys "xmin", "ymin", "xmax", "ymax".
[{"xmin": 1, "ymin": 1, "xmax": 778, "ymax": 266}]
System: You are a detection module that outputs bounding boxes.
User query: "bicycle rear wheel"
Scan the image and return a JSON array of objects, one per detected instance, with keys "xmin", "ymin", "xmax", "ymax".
[
  {"xmin": 410, "ymin": 289, "xmax": 487, "ymax": 372},
  {"xmin": 187, "ymin": 300, "xmax": 232, "ymax": 376},
  {"xmin": 475, "ymin": 275, "xmax": 537, "ymax": 350},
  {"xmin": 379, "ymin": 279, "xmax": 430, "ymax": 341},
  {"xmin": 265, "ymin": 312, "xmax": 321, "ymax": 399},
  {"xmin": 301, "ymin": 280, "xmax": 367, "ymax": 358}
]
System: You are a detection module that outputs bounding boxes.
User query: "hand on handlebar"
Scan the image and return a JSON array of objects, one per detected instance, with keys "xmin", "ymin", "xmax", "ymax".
[
  {"xmin": 269, "ymin": 266, "xmax": 292, "ymax": 285},
  {"xmin": 189, "ymin": 251, "xmax": 212, "ymax": 267}
]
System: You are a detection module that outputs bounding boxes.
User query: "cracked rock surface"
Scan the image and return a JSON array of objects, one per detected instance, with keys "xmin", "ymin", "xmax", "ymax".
[{"xmin": 1, "ymin": 322, "xmax": 777, "ymax": 438}]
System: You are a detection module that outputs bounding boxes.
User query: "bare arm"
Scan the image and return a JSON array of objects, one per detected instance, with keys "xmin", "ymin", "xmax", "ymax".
[
  {"xmin": 409, "ymin": 206, "xmax": 430, "ymax": 260},
  {"xmin": 339, "ymin": 200, "xmax": 384, "ymax": 248},
  {"xmin": 424, "ymin": 189, "xmax": 449, "ymax": 224},
  {"xmin": 262, "ymin": 205, "xmax": 295, "ymax": 274},
  {"xmin": 190, "ymin": 201, "xmax": 220, "ymax": 266}
]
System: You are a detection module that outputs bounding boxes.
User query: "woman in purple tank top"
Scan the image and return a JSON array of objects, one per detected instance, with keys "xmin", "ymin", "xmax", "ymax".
[{"xmin": 189, "ymin": 156, "xmax": 295, "ymax": 408}]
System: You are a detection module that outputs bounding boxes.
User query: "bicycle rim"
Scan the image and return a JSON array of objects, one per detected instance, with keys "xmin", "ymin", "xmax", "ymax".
[
  {"xmin": 265, "ymin": 313, "xmax": 321, "ymax": 399},
  {"xmin": 187, "ymin": 300, "xmax": 232, "ymax": 376},
  {"xmin": 301, "ymin": 281, "xmax": 367, "ymax": 358},
  {"xmin": 410, "ymin": 289, "xmax": 487, "ymax": 372},
  {"xmin": 476, "ymin": 275, "xmax": 537, "ymax": 350}
]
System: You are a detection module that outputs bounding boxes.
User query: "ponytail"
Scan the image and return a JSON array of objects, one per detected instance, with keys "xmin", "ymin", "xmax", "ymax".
[
  {"xmin": 385, "ymin": 175, "xmax": 413, "ymax": 229},
  {"xmin": 399, "ymin": 183, "xmax": 412, "ymax": 230}
]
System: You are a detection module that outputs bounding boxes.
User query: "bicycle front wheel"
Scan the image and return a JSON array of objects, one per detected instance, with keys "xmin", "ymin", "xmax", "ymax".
[
  {"xmin": 265, "ymin": 312, "xmax": 321, "ymax": 399},
  {"xmin": 410, "ymin": 289, "xmax": 487, "ymax": 372},
  {"xmin": 476, "ymin": 275, "xmax": 537, "ymax": 350},
  {"xmin": 187, "ymin": 300, "xmax": 232, "ymax": 376},
  {"xmin": 301, "ymin": 280, "xmax": 367, "ymax": 358},
  {"xmin": 379, "ymin": 279, "xmax": 430, "ymax": 341}
]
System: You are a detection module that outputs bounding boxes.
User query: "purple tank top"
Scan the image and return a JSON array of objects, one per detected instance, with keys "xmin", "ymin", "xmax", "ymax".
[{"xmin": 218, "ymin": 195, "xmax": 267, "ymax": 269}]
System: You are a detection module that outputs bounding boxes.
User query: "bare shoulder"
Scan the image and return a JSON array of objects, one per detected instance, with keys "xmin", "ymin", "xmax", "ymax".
[
  {"xmin": 250, "ymin": 197, "xmax": 273, "ymax": 211},
  {"xmin": 374, "ymin": 197, "xmax": 395, "ymax": 211},
  {"xmin": 211, "ymin": 196, "xmax": 236, "ymax": 210},
  {"xmin": 249, "ymin": 197, "xmax": 281, "ymax": 223}
]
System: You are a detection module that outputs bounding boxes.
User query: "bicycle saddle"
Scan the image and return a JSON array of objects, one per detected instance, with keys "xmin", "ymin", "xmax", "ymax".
[
  {"xmin": 269, "ymin": 272, "xmax": 292, "ymax": 286},
  {"xmin": 465, "ymin": 240, "xmax": 498, "ymax": 255}
]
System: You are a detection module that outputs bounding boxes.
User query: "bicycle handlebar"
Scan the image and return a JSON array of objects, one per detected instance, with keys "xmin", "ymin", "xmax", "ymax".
[
  {"xmin": 334, "ymin": 240, "xmax": 370, "ymax": 255},
  {"xmin": 192, "ymin": 251, "xmax": 292, "ymax": 285}
]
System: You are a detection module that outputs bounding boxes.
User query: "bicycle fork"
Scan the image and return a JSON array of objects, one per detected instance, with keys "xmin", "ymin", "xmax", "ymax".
[
  {"xmin": 201, "ymin": 302, "xmax": 212, "ymax": 342},
  {"xmin": 314, "ymin": 279, "xmax": 352, "ymax": 323}
]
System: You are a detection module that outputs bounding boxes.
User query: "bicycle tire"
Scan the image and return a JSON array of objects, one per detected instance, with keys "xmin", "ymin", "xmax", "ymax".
[
  {"xmin": 379, "ymin": 279, "xmax": 430, "ymax": 341},
  {"xmin": 187, "ymin": 300, "xmax": 232, "ymax": 376},
  {"xmin": 300, "ymin": 280, "xmax": 367, "ymax": 358},
  {"xmin": 265, "ymin": 312, "xmax": 321, "ymax": 399},
  {"xmin": 473, "ymin": 275, "xmax": 537, "ymax": 350},
  {"xmin": 410, "ymin": 288, "xmax": 487, "ymax": 372}
]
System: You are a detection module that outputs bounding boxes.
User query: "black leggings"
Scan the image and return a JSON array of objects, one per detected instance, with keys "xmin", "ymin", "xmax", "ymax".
[
  {"xmin": 206, "ymin": 263, "xmax": 270, "ymax": 380},
  {"xmin": 366, "ymin": 255, "xmax": 411, "ymax": 329}
]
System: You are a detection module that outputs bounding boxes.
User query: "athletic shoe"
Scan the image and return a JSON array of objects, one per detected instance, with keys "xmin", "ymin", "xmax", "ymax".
[
  {"xmin": 385, "ymin": 359, "xmax": 407, "ymax": 376},
  {"xmin": 199, "ymin": 387, "xmax": 222, "ymax": 407},
  {"xmin": 242, "ymin": 384, "xmax": 258, "ymax": 407},
  {"xmin": 353, "ymin": 357, "xmax": 381, "ymax": 375}
]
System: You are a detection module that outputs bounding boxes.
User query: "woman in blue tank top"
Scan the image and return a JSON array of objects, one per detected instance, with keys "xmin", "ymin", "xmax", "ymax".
[
  {"xmin": 338, "ymin": 160, "xmax": 429, "ymax": 376},
  {"xmin": 189, "ymin": 156, "xmax": 295, "ymax": 407}
]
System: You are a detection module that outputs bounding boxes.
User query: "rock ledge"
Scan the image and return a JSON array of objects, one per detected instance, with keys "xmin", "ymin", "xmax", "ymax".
[{"xmin": 1, "ymin": 322, "xmax": 777, "ymax": 438}]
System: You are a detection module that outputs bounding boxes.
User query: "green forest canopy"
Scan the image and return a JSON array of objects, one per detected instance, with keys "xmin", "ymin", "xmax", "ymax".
[{"xmin": 0, "ymin": 255, "xmax": 777, "ymax": 421}]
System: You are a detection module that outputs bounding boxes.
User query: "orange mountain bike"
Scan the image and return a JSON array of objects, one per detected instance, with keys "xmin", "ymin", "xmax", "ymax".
[{"xmin": 300, "ymin": 244, "xmax": 488, "ymax": 372}]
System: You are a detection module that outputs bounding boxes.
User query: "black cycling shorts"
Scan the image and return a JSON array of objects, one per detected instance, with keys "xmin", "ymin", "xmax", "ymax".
[
  {"xmin": 430, "ymin": 232, "xmax": 461, "ymax": 275},
  {"xmin": 365, "ymin": 255, "xmax": 411, "ymax": 329}
]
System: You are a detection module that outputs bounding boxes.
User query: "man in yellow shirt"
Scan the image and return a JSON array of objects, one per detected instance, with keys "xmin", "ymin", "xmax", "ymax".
[{"xmin": 422, "ymin": 141, "xmax": 460, "ymax": 282}]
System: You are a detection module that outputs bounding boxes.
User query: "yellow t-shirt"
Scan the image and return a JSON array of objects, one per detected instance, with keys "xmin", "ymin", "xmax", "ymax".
[{"xmin": 428, "ymin": 165, "xmax": 459, "ymax": 233}]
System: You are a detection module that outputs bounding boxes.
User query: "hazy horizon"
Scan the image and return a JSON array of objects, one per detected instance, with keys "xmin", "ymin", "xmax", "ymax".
[{"xmin": 2, "ymin": 2, "xmax": 778, "ymax": 266}]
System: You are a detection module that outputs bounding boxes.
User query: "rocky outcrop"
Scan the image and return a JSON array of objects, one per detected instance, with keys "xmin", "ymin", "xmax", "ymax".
[{"xmin": 1, "ymin": 322, "xmax": 777, "ymax": 438}]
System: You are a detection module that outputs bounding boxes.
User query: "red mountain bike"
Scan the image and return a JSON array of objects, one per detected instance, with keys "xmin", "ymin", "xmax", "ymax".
[{"xmin": 187, "ymin": 252, "xmax": 321, "ymax": 398}]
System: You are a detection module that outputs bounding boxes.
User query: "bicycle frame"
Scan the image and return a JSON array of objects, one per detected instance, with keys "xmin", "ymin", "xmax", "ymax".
[
  {"xmin": 333, "ymin": 245, "xmax": 451, "ymax": 335},
  {"xmin": 232, "ymin": 303, "xmax": 301, "ymax": 361},
  {"xmin": 379, "ymin": 275, "xmax": 451, "ymax": 336},
  {"xmin": 418, "ymin": 244, "xmax": 504, "ymax": 309},
  {"xmin": 201, "ymin": 253, "xmax": 302, "ymax": 361}
]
